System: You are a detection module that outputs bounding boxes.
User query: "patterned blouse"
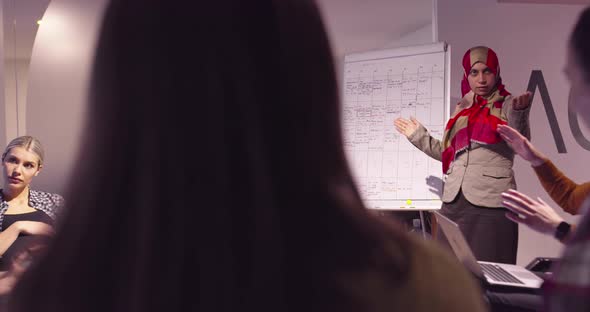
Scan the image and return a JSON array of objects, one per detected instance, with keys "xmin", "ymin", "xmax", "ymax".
[{"xmin": 0, "ymin": 189, "xmax": 64, "ymax": 231}]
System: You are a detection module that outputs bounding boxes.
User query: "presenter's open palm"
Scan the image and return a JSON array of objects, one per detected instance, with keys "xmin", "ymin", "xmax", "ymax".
[{"xmin": 394, "ymin": 117, "xmax": 421, "ymax": 138}]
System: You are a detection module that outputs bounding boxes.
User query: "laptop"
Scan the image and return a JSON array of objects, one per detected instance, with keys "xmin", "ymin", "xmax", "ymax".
[{"xmin": 433, "ymin": 211, "xmax": 544, "ymax": 289}]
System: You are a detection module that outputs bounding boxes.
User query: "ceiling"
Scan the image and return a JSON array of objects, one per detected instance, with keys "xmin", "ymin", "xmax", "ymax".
[
  {"xmin": 2, "ymin": 0, "xmax": 587, "ymax": 61},
  {"xmin": 498, "ymin": 0, "xmax": 590, "ymax": 3},
  {"xmin": 3, "ymin": 0, "xmax": 50, "ymax": 61},
  {"xmin": 2, "ymin": 0, "xmax": 434, "ymax": 61}
]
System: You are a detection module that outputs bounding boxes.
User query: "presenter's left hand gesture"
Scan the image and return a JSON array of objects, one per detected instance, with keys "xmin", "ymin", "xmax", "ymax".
[
  {"xmin": 394, "ymin": 117, "xmax": 421, "ymax": 138},
  {"xmin": 512, "ymin": 91, "xmax": 532, "ymax": 110}
]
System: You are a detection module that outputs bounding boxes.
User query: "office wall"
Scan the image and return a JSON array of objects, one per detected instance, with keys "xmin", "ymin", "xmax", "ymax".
[
  {"xmin": 24, "ymin": 0, "xmax": 434, "ymax": 195},
  {"xmin": 4, "ymin": 59, "xmax": 29, "ymax": 141},
  {"xmin": 0, "ymin": 0, "xmax": 6, "ymax": 154},
  {"xmin": 26, "ymin": 0, "xmax": 108, "ymax": 194}
]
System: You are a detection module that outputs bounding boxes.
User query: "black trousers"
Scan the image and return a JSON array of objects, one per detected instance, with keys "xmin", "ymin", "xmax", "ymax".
[{"xmin": 438, "ymin": 190, "xmax": 519, "ymax": 264}]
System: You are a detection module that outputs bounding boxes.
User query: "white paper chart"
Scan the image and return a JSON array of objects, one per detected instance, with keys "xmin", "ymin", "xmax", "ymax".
[{"xmin": 342, "ymin": 43, "xmax": 450, "ymax": 210}]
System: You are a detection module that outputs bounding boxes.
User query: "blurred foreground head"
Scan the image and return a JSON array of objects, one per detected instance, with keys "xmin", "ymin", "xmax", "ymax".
[{"xmin": 10, "ymin": 1, "xmax": 409, "ymax": 311}]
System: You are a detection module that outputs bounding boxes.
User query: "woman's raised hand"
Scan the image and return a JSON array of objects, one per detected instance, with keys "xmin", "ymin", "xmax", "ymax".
[
  {"xmin": 497, "ymin": 124, "xmax": 546, "ymax": 166},
  {"xmin": 394, "ymin": 117, "xmax": 421, "ymax": 138},
  {"xmin": 502, "ymin": 189, "xmax": 564, "ymax": 236}
]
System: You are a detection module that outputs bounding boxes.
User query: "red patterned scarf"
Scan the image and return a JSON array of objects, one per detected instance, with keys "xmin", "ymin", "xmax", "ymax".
[{"xmin": 441, "ymin": 47, "xmax": 510, "ymax": 174}]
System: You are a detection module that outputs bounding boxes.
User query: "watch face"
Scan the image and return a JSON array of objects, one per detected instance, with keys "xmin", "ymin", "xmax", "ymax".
[{"xmin": 555, "ymin": 221, "xmax": 571, "ymax": 241}]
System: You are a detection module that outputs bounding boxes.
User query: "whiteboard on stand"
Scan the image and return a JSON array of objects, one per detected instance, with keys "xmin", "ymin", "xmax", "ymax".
[{"xmin": 342, "ymin": 42, "xmax": 451, "ymax": 211}]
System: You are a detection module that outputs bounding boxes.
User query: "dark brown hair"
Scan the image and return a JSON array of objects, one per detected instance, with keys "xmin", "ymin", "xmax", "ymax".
[
  {"xmin": 10, "ymin": 1, "xmax": 409, "ymax": 311},
  {"xmin": 571, "ymin": 6, "xmax": 590, "ymax": 79}
]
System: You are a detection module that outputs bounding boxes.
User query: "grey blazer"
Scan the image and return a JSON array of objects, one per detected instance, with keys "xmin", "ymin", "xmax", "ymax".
[{"xmin": 408, "ymin": 92, "xmax": 531, "ymax": 208}]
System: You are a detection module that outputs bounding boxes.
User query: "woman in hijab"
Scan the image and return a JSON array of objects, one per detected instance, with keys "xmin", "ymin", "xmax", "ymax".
[{"xmin": 395, "ymin": 46, "xmax": 532, "ymax": 264}]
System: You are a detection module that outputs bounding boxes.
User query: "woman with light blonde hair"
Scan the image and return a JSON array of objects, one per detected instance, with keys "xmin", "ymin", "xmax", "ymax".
[{"xmin": 0, "ymin": 136, "xmax": 62, "ymax": 271}]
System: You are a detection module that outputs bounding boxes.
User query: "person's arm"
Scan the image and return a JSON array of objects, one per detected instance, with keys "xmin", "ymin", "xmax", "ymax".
[
  {"xmin": 533, "ymin": 161, "xmax": 590, "ymax": 215},
  {"xmin": 0, "ymin": 225, "xmax": 22, "ymax": 258},
  {"xmin": 497, "ymin": 124, "xmax": 590, "ymax": 214},
  {"xmin": 394, "ymin": 117, "xmax": 443, "ymax": 161},
  {"xmin": 0, "ymin": 221, "xmax": 53, "ymax": 257}
]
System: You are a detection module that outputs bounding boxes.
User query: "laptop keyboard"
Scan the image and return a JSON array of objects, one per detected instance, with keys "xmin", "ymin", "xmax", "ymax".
[{"xmin": 480, "ymin": 263, "xmax": 524, "ymax": 284}]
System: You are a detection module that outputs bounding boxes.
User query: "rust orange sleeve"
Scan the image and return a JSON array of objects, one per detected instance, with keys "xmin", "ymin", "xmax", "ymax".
[{"xmin": 533, "ymin": 160, "xmax": 590, "ymax": 215}]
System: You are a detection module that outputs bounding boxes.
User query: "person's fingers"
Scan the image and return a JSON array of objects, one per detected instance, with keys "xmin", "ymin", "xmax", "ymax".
[
  {"xmin": 502, "ymin": 193, "xmax": 535, "ymax": 213},
  {"xmin": 502, "ymin": 199, "xmax": 533, "ymax": 217},
  {"xmin": 513, "ymin": 95, "xmax": 521, "ymax": 108},
  {"xmin": 510, "ymin": 126, "xmax": 523, "ymax": 137},
  {"xmin": 498, "ymin": 132, "xmax": 518, "ymax": 147},
  {"xmin": 524, "ymin": 92, "xmax": 531, "ymax": 103},
  {"xmin": 503, "ymin": 126, "xmax": 520, "ymax": 138},
  {"xmin": 536, "ymin": 197, "xmax": 548, "ymax": 206},
  {"xmin": 410, "ymin": 116, "xmax": 419, "ymax": 126},
  {"xmin": 499, "ymin": 133, "xmax": 513, "ymax": 144},
  {"xmin": 505, "ymin": 212, "xmax": 529, "ymax": 225},
  {"xmin": 502, "ymin": 192, "xmax": 537, "ymax": 215},
  {"xmin": 394, "ymin": 119, "xmax": 409, "ymax": 128},
  {"xmin": 536, "ymin": 197, "xmax": 555, "ymax": 211},
  {"xmin": 505, "ymin": 189, "xmax": 536, "ymax": 206},
  {"xmin": 497, "ymin": 125, "xmax": 520, "ymax": 139}
]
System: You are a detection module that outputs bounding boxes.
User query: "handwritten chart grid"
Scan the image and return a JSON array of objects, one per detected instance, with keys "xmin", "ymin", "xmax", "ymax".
[{"xmin": 343, "ymin": 46, "xmax": 448, "ymax": 210}]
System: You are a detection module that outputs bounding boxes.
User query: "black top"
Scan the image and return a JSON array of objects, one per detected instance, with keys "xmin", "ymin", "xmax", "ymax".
[
  {"xmin": 0, "ymin": 189, "xmax": 64, "ymax": 231},
  {"xmin": 1, "ymin": 210, "xmax": 53, "ymax": 270},
  {"xmin": 3, "ymin": 210, "xmax": 53, "ymax": 229}
]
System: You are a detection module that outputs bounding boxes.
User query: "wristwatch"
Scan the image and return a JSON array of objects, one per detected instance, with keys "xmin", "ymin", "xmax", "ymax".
[{"xmin": 554, "ymin": 221, "xmax": 571, "ymax": 241}]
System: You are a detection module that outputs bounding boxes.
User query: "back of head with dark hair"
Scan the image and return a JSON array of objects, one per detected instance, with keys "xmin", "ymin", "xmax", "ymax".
[
  {"xmin": 571, "ymin": 6, "xmax": 590, "ymax": 79},
  {"xmin": 10, "ymin": 1, "xmax": 409, "ymax": 311}
]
